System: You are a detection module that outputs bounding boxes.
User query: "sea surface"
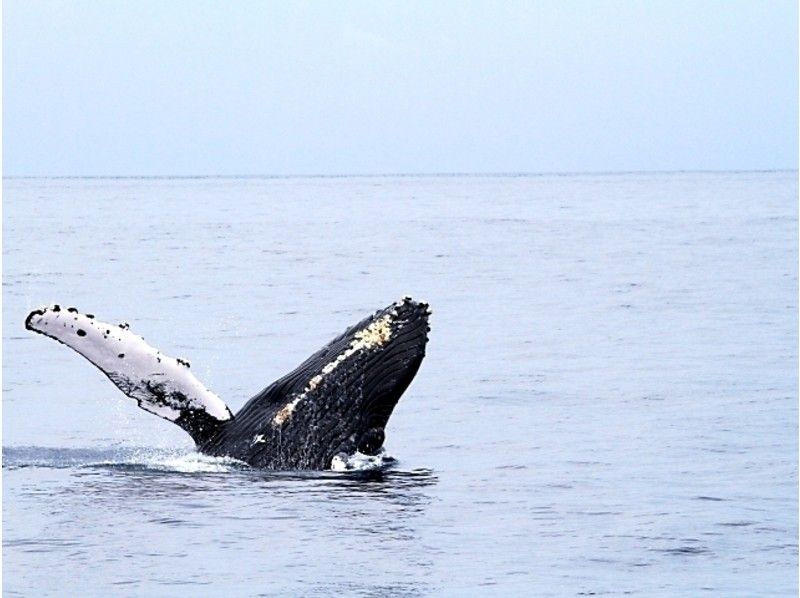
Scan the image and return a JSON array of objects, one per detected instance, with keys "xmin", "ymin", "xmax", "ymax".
[{"xmin": 3, "ymin": 172, "xmax": 797, "ymax": 596}]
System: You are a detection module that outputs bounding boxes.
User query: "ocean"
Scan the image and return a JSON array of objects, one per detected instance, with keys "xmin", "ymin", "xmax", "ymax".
[{"xmin": 3, "ymin": 172, "xmax": 797, "ymax": 596}]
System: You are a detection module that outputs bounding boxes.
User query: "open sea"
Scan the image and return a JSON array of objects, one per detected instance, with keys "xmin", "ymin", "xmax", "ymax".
[{"xmin": 2, "ymin": 172, "xmax": 797, "ymax": 596}]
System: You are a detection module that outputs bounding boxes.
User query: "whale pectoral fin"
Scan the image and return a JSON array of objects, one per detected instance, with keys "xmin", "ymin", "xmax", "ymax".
[{"xmin": 25, "ymin": 305, "xmax": 233, "ymax": 445}]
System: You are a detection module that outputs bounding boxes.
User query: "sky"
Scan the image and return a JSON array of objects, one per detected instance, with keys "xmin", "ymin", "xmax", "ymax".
[{"xmin": 3, "ymin": 1, "xmax": 797, "ymax": 176}]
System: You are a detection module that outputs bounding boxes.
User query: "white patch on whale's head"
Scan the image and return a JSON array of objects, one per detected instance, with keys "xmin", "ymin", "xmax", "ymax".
[{"xmin": 351, "ymin": 314, "xmax": 392, "ymax": 349}]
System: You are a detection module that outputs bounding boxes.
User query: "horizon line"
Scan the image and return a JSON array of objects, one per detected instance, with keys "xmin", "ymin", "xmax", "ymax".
[{"xmin": 2, "ymin": 167, "xmax": 797, "ymax": 180}]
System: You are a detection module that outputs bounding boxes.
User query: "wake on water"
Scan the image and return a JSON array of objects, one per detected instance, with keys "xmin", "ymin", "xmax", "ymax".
[{"xmin": 2, "ymin": 445, "xmax": 396, "ymax": 474}]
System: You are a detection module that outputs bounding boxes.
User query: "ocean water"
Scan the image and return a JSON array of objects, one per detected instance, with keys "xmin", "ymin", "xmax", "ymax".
[{"xmin": 2, "ymin": 172, "xmax": 797, "ymax": 596}]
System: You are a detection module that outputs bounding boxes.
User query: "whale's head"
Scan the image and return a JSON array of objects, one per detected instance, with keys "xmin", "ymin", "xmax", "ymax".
[{"xmin": 219, "ymin": 297, "xmax": 431, "ymax": 470}]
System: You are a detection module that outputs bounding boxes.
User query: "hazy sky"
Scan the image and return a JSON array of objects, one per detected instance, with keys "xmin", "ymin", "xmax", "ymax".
[{"xmin": 3, "ymin": 1, "xmax": 797, "ymax": 176}]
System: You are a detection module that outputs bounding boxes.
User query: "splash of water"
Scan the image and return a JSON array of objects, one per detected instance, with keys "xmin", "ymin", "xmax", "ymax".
[
  {"xmin": 3, "ymin": 445, "xmax": 399, "ymax": 474},
  {"xmin": 330, "ymin": 450, "xmax": 394, "ymax": 472},
  {"xmin": 121, "ymin": 448, "xmax": 248, "ymax": 473},
  {"xmin": 2, "ymin": 446, "xmax": 248, "ymax": 473}
]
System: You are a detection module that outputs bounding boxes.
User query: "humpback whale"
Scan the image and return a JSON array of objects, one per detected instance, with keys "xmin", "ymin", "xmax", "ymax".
[{"xmin": 24, "ymin": 297, "xmax": 430, "ymax": 470}]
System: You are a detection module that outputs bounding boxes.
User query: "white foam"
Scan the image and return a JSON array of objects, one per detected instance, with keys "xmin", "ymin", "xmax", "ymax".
[
  {"xmin": 153, "ymin": 452, "xmax": 247, "ymax": 473},
  {"xmin": 330, "ymin": 450, "xmax": 391, "ymax": 472},
  {"xmin": 93, "ymin": 448, "xmax": 248, "ymax": 473}
]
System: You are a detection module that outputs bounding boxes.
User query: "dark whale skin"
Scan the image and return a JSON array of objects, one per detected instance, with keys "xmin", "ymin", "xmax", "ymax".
[{"xmin": 199, "ymin": 298, "xmax": 430, "ymax": 470}]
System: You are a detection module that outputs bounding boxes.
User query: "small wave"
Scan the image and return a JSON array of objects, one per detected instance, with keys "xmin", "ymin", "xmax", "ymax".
[{"xmin": 3, "ymin": 446, "xmax": 248, "ymax": 474}]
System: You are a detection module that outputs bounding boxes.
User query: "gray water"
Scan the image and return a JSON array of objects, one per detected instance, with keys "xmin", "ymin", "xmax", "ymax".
[{"xmin": 3, "ymin": 172, "xmax": 797, "ymax": 596}]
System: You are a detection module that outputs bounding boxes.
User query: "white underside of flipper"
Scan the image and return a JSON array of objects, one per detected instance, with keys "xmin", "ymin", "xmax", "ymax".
[{"xmin": 26, "ymin": 305, "xmax": 232, "ymax": 423}]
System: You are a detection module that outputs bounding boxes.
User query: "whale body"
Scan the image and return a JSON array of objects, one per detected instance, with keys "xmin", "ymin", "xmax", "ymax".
[{"xmin": 25, "ymin": 297, "xmax": 430, "ymax": 470}]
